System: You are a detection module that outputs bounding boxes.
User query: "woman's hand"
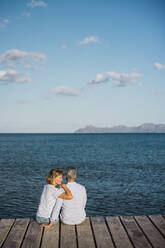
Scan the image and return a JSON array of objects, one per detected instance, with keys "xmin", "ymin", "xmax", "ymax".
[
  {"xmin": 40, "ymin": 221, "xmax": 54, "ymax": 228},
  {"xmin": 58, "ymin": 184, "xmax": 73, "ymax": 199}
]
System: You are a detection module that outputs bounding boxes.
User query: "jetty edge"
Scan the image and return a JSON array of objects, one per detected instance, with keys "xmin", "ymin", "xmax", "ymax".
[{"xmin": 0, "ymin": 215, "xmax": 165, "ymax": 248}]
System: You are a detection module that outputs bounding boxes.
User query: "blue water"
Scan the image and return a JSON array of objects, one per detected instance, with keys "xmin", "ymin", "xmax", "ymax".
[{"xmin": 0, "ymin": 133, "xmax": 165, "ymax": 218}]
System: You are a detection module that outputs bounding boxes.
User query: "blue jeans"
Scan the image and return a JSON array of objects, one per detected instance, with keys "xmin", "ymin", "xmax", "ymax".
[{"xmin": 36, "ymin": 216, "xmax": 59, "ymax": 225}]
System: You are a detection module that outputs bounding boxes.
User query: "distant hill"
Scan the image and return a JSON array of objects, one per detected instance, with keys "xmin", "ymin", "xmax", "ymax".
[{"xmin": 75, "ymin": 123, "xmax": 165, "ymax": 133}]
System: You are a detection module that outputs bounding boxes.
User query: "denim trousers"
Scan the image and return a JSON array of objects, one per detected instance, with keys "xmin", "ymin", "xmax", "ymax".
[{"xmin": 36, "ymin": 216, "xmax": 59, "ymax": 224}]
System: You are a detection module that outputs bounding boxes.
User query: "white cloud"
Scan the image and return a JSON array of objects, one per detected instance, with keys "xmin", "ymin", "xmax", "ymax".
[
  {"xmin": 80, "ymin": 36, "xmax": 100, "ymax": 45},
  {"xmin": 51, "ymin": 86, "xmax": 80, "ymax": 96},
  {"xmin": 0, "ymin": 18, "xmax": 10, "ymax": 29},
  {"xmin": 0, "ymin": 49, "xmax": 46, "ymax": 64},
  {"xmin": 27, "ymin": 0, "xmax": 47, "ymax": 8},
  {"xmin": 21, "ymin": 12, "xmax": 31, "ymax": 18},
  {"xmin": 24, "ymin": 64, "xmax": 36, "ymax": 70},
  {"xmin": 88, "ymin": 71, "xmax": 141, "ymax": 87},
  {"xmin": 0, "ymin": 70, "xmax": 31, "ymax": 84},
  {"xmin": 108, "ymin": 71, "xmax": 141, "ymax": 87},
  {"xmin": 88, "ymin": 73, "xmax": 109, "ymax": 84},
  {"xmin": 154, "ymin": 63, "xmax": 165, "ymax": 70},
  {"xmin": 24, "ymin": 64, "xmax": 45, "ymax": 71},
  {"xmin": 0, "ymin": 49, "xmax": 45, "ymax": 84},
  {"xmin": 6, "ymin": 64, "xmax": 15, "ymax": 69}
]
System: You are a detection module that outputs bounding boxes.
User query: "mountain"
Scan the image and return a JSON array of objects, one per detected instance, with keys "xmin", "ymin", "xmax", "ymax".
[{"xmin": 74, "ymin": 123, "xmax": 165, "ymax": 133}]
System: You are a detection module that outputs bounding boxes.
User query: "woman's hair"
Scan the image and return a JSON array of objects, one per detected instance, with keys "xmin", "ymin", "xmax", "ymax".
[
  {"xmin": 65, "ymin": 167, "xmax": 77, "ymax": 180},
  {"xmin": 46, "ymin": 168, "xmax": 62, "ymax": 184}
]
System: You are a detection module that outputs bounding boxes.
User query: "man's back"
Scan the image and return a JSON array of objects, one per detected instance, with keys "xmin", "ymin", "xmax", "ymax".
[{"xmin": 60, "ymin": 182, "xmax": 87, "ymax": 225}]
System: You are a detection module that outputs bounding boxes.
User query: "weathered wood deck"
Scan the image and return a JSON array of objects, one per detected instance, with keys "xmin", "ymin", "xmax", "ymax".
[{"xmin": 0, "ymin": 215, "xmax": 165, "ymax": 248}]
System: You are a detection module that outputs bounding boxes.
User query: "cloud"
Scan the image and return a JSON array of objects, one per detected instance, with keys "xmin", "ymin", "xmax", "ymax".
[
  {"xmin": 27, "ymin": 0, "xmax": 47, "ymax": 8},
  {"xmin": 0, "ymin": 49, "xmax": 45, "ymax": 84},
  {"xmin": 88, "ymin": 71, "xmax": 141, "ymax": 87},
  {"xmin": 154, "ymin": 63, "xmax": 165, "ymax": 70},
  {"xmin": 0, "ymin": 18, "xmax": 10, "ymax": 29},
  {"xmin": 23, "ymin": 64, "xmax": 45, "ymax": 71},
  {"xmin": 0, "ymin": 70, "xmax": 31, "ymax": 84},
  {"xmin": 0, "ymin": 49, "xmax": 46, "ymax": 64},
  {"xmin": 51, "ymin": 86, "xmax": 80, "ymax": 96},
  {"xmin": 24, "ymin": 64, "xmax": 36, "ymax": 70},
  {"xmin": 21, "ymin": 12, "xmax": 31, "ymax": 18},
  {"xmin": 6, "ymin": 64, "xmax": 15, "ymax": 69},
  {"xmin": 79, "ymin": 36, "xmax": 100, "ymax": 45},
  {"xmin": 88, "ymin": 73, "xmax": 109, "ymax": 84}
]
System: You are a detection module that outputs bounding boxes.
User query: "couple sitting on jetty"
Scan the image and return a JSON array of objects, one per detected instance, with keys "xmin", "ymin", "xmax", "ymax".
[{"xmin": 36, "ymin": 167, "xmax": 87, "ymax": 228}]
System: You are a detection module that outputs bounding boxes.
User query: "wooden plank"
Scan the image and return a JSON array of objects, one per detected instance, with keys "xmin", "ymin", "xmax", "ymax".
[
  {"xmin": 41, "ymin": 223, "xmax": 59, "ymax": 248},
  {"xmin": 91, "ymin": 216, "xmax": 114, "ymax": 248},
  {"xmin": 21, "ymin": 219, "xmax": 43, "ymax": 248},
  {"xmin": 106, "ymin": 216, "xmax": 133, "ymax": 248},
  {"xmin": 135, "ymin": 215, "xmax": 165, "ymax": 248},
  {"xmin": 2, "ymin": 218, "xmax": 30, "ymax": 248},
  {"xmin": 60, "ymin": 222, "xmax": 77, "ymax": 248},
  {"xmin": 0, "ymin": 219, "xmax": 15, "ymax": 247},
  {"xmin": 148, "ymin": 215, "xmax": 165, "ymax": 237},
  {"xmin": 120, "ymin": 216, "xmax": 152, "ymax": 248},
  {"xmin": 76, "ymin": 217, "xmax": 95, "ymax": 248},
  {"xmin": 0, "ymin": 215, "xmax": 164, "ymax": 248}
]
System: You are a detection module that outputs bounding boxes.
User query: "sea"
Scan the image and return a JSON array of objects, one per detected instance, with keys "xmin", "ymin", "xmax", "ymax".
[{"xmin": 0, "ymin": 133, "xmax": 165, "ymax": 218}]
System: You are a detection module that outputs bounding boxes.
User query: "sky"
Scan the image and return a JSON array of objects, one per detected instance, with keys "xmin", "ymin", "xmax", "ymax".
[{"xmin": 0, "ymin": 0, "xmax": 165, "ymax": 133}]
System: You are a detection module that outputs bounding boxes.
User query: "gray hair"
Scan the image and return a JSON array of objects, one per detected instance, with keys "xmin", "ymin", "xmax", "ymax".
[{"xmin": 65, "ymin": 167, "xmax": 77, "ymax": 180}]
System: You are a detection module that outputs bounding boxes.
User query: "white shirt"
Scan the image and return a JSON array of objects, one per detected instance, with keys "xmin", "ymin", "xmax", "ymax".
[
  {"xmin": 37, "ymin": 184, "xmax": 63, "ymax": 220},
  {"xmin": 52, "ymin": 182, "xmax": 87, "ymax": 225}
]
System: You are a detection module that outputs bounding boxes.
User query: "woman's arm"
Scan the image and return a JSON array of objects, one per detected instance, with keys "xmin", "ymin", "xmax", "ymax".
[
  {"xmin": 40, "ymin": 186, "xmax": 72, "ymax": 228},
  {"xmin": 58, "ymin": 184, "xmax": 73, "ymax": 199}
]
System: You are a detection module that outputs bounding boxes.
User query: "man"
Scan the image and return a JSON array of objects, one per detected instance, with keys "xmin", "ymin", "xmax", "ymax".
[{"xmin": 51, "ymin": 167, "xmax": 87, "ymax": 225}]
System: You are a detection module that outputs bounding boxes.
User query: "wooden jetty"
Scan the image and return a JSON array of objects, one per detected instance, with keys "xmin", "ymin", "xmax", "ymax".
[{"xmin": 0, "ymin": 215, "xmax": 165, "ymax": 248}]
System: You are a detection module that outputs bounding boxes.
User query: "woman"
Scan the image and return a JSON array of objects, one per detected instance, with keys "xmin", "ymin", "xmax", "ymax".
[{"xmin": 36, "ymin": 168, "xmax": 72, "ymax": 228}]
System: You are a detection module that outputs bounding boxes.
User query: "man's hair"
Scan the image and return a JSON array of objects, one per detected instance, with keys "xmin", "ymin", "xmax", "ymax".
[
  {"xmin": 65, "ymin": 167, "xmax": 77, "ymax": 180},
  {"xmin": 46, "ymin": 168, "xmax": 62, "ymax": 184}
]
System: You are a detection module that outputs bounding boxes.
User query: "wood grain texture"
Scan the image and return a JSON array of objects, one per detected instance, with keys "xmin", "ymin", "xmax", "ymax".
[
  {"xmin": 41, "ymin": 223, "xmax": 59, "ymax": 248},
  {"xmin": 21, "ymin": 219, "xmax": 43, "ymax": 248},
  {"xmin": 0, "ymin": 216, "xmax": 164, "ymax": 248},
  {"xmin": 0, "ymin": 219, "xmax": 15, "ymax": 247},
  {"xmin": 60, "ymin": 222, "xmax": 77, "ymax": 248},
  {"xmin": 148, "ymin": 215, "xmax": 165, "ymax": 237},
  {"xmin": 91, "ymin": 216, "xmax": 114, "ymax": 248},
  {"xmin": 135, "ymin": 215, "xmax": 165, "ymax": 248},
  {"xmin": 2, "ymin": 218, "xmax": 30, "ymax": 248},
  {"xmin": 76, "ymin": 217, "xmax": 95, "ymax": 248},
  {"xmin": 106, "ymin": 216, "xmax": 133, "ymax": 248},
  {"xmin": 120, "ymin": 216, "xmax": 152, "ymax": 248}
]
